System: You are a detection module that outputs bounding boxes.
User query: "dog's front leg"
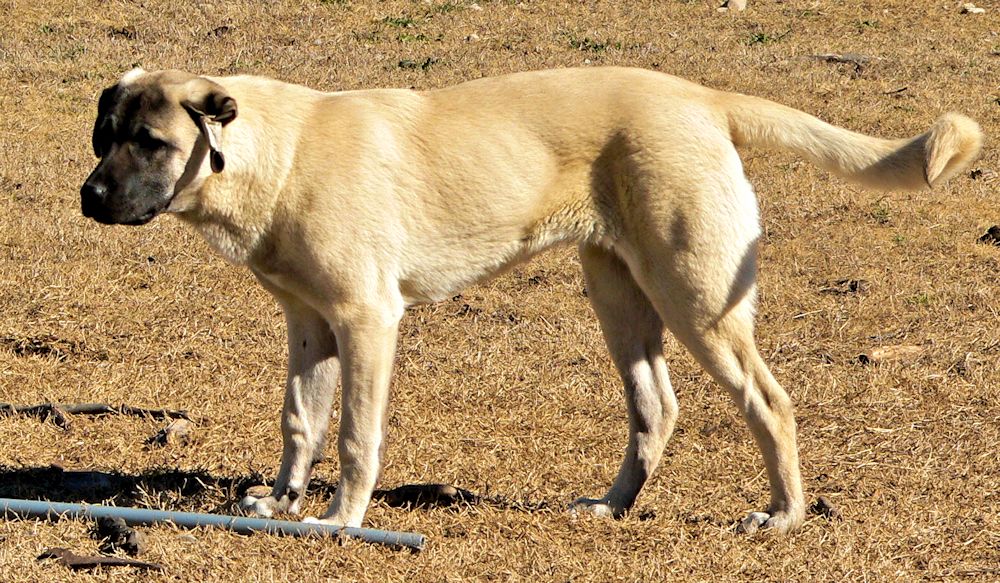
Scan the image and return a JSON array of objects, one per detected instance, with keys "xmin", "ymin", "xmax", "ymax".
[
  {"xmin": 305, "ymin": 309, "xmax": 400, "ymax": 528},
  {"xmin": 242, "ymin": 299, "xmax": 340, "ymax": 517}
]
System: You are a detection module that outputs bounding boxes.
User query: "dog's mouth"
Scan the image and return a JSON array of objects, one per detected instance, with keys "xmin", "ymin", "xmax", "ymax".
[
  {"xmin": 121, "ymin": 211, "xmax": 158, "ymax": 226},
  {"xmin": 130, "ymin": 190, "xmax": 180, "ymax": 225},
  {"xmin": 81, "ymin": 197, "xmax": 167, "ymax": 227}
]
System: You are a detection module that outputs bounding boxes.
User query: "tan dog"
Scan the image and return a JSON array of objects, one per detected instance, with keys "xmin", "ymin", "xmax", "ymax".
[{"xmin": 82, "ymin": 67, "xmax": 981, "ymax": 532}]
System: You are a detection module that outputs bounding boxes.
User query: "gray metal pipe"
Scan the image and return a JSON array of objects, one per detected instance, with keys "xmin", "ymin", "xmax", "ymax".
[{"xmin": 0, "ymin": 497, "xmax": 425, "ymax": 551}]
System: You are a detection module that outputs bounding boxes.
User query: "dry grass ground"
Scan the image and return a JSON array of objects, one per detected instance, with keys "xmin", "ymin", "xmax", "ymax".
[{"xmin": 0, "ymin": 0, "xmax": 998, "ymax": 580}]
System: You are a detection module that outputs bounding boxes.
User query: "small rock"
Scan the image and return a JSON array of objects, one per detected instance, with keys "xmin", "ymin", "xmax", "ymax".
[
  {"xmin": 96, "ymin": 517, "xmax": 127, "ymax": 534},
  {"xmin": 960, "ymin": 3, "xmax": 985, "ymax": 14},
  {"xmin": 119, "ymin": 530, "xmax": 146, "ymax": 556},
  {"xmin": 465, "ymin": 33, "xmax": 480, "ymax": 42},
  {"xmin": 94, "ymin": 517, "xmax": 146, "ymax": 556},
  {"xmin": 146, "ymin": 418, "xmax": 193, "ymax": 447},
  {"xmin": 469, "ymin": 2, "xmax": 483, "ymax": 10}
]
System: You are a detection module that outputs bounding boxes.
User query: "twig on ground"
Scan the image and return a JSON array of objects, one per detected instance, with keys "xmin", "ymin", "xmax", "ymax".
[
  {"xmin": 37, "ymin": 547, "xmax": 164, "ymax": 572},
  {"xmin": 0, "ymin": 403, "xmax": 190, "ymax": 430},
  {"xmin": 804, "ymin": 53, "xmax": 871, "ymax": 75}
]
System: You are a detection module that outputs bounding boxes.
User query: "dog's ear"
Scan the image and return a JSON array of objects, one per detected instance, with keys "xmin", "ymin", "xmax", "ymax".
[
  {"xmin": 181, "ymin": 78, "xmax": 238, "ymax": 173},
  {"xmin": 181, "ymin": 78, "xmax": 237, "ymax": 125},
  {"xmin": 92, "ymin": 83, "xmax": 120, "ymax": 157}
]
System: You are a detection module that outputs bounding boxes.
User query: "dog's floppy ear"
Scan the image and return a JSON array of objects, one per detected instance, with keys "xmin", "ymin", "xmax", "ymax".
[
  {"xmin": 92, "ymin": 83, "xmax": 120, "ymax": 157},
  {"xmin": 181, "ymin": 78, "xmax": 238, "ymax": 173}
]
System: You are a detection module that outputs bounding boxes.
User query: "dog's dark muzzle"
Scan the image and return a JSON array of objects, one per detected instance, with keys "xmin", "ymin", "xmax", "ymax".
[{"xmin": 80, "ymin": 178, "xmax": 163, "ymax": 226}]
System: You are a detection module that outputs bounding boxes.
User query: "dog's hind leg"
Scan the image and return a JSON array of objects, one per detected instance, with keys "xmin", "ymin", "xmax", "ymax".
[
  {"xmin": 620, "ymin": 168, "xmax": 805, "ymax": 532},
  {"xmin": 664, "ymin": 300, "xmax": 805, "ymax": 533},
  {"xmin": 570, "ymin": 244, "xmax": 679, "ymax": 518},
  {"xmin": 241, "ymin": 298, "xmax": 340, "ymax": 517}
]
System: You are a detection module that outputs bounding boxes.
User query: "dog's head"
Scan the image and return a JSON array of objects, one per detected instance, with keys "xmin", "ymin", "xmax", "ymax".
[{"xmin": 81, "ymin": 68, "xmax": 237, "ymax": 225}]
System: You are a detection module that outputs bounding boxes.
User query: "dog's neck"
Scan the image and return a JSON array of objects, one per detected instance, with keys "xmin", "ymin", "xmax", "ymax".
[
  {"xmin": 179, "ymin": 197, "xmax": 270, "ymax": 266},
  {"xmin": 176, "ymin": 153, "xmax": 276, "ymax": 265},
  {"xmin": 174, "ymin": 78, "xmax": 305, "ymax": 265}
]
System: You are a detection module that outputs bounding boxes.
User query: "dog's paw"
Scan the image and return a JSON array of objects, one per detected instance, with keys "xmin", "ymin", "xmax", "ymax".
[
  {"xmin": 239, "ymin": 489, "xmax": 301, "ymax": 518},
  {"xmin": 239, "ymin": 494, "xmax": 278, "ymax": 518},
  {"xmin": 568, "ymin": 496, "xmax": 624, "ymax": 519},
  {"xmin": 735, "ymin": 511, "xmax": 770, "ymax": 534},
  {"xmin": 735, "ymin": 509, "xmax": 803, "ymax": 534},
  {"xmin": 302, "ymin": 515, "xmax": 360, "ymax": 528},
  {"xmin": 302, "ymin": 515, "xmax": 336, "ymax": 525}
]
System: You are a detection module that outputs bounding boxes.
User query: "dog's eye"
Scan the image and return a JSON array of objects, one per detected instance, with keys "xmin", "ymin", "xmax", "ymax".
[
  {"xmin": 94, "ymin": 136, "xmax": 112, "ymax": 157},
  {"xmin": 134, "ymin": 128, "xmax": 167, "ymax": 151}
]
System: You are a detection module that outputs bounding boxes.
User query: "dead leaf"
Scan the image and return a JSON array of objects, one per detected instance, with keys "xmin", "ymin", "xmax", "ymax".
[
  {"xmin": 809, "ymin": 496, "xmax": 842, "ymax": 520},
  {"xmin": 977, "ymin": 226, "xmax": 1000, "ymax": 246},
  {"xmin": 858, "ymin": 345, "xmax": 924, "ymax": 365},
  {"xmin": 819, "ymin": 278, "xmax": 870, "ymax": 295}
]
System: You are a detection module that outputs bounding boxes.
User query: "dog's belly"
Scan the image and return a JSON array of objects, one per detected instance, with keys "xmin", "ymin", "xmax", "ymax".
[
  {"xmin": 398, "ymin": 195, "xmax": 614, "ymax": 305},
  {"xmin": 397, "ymin": 240, "xmax": 553, "ymax": 305},
  {"xmin": 397, "ymin": 243, "xmax": 533, "ymax": 304}
]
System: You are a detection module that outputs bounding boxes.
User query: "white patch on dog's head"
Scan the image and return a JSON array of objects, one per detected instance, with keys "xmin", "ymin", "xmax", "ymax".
[{"xmin": 119, "ymin": 67, "xmax": 146, "ymax": 86}]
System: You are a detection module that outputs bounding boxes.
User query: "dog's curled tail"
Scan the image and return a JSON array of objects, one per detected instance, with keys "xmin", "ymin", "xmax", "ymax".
[{"xmin": 725, "ymin": 94, "xmax": 982, "ymax": 190}]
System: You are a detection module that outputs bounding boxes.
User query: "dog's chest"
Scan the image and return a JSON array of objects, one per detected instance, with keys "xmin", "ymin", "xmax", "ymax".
[{"xmin": 194, "ymin": 221, "xmax": 263, "ymax": 266}]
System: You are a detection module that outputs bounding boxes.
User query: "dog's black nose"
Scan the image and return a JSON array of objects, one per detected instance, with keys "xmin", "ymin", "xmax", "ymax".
[
  {"xmin": 80, "ymin": 181, "xmax": 108, "ymax": 218},
  {"xmin": 81, "ymin": 181, "xmax": 107, "ymax": 202}
]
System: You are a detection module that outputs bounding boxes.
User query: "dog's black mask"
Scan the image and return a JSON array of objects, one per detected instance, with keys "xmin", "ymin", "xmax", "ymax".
[{"xmin": 81, "ymin": 71, "xmax": 237, "ymax": 226}]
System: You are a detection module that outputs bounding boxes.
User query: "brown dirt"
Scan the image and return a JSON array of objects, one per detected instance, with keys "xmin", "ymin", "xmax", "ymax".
[{"xmin": 1, "ymin": 0, "xmax": 998, "ymax": 580}]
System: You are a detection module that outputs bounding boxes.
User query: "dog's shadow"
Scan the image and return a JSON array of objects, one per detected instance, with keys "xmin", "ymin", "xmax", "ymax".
[
  {"xmin": 0, "ymin": 465, "xmax": 545, "ymax": 515},
  {"xmin": 0, "ymin": 465, "xmax": 268, "ymax": 514}
]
